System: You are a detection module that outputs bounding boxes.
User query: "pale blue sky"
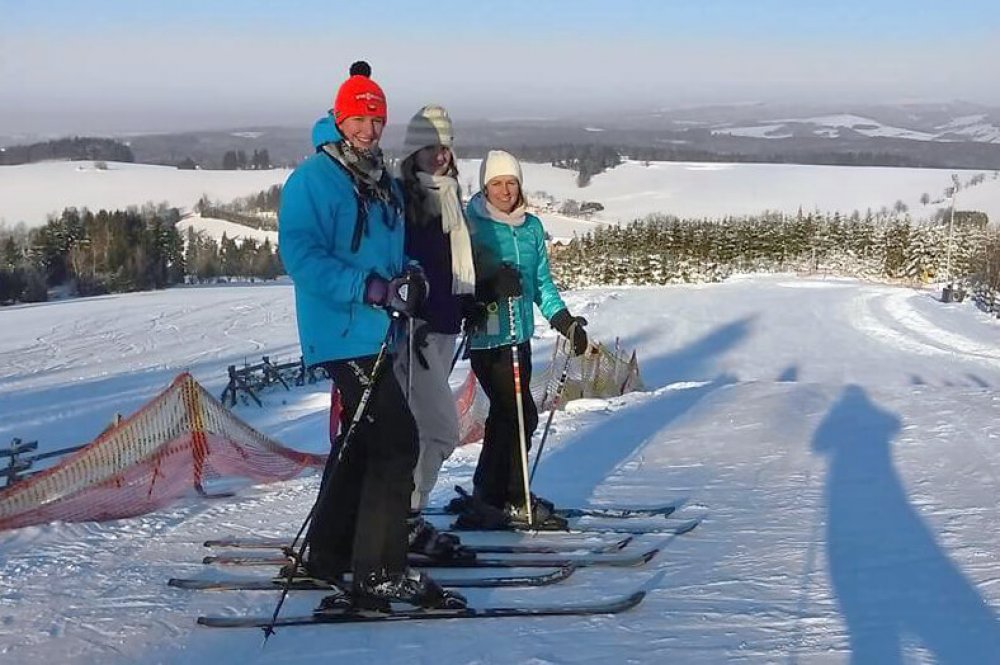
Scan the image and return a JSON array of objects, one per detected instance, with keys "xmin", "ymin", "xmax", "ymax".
[{"xmin": 2, "ymin": 0, "xmax": 999, "ymax": 134}]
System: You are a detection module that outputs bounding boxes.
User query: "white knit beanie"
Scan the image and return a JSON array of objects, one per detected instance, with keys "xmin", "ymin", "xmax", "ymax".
[
  {"xmin": 479, "ymin": 149, "xmax": 522, "ymax": 190},
  {"xmin": 403, "ymin": 105, "xmax": 454, "ymax": 156}
]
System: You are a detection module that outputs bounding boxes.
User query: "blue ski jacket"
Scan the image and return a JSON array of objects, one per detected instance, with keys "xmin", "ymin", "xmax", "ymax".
[
  {"xmin": 466, "ymin": 192, "xmax": 567, "ymax": 349},
  {"xmin": 279, "ymin": 115, "xmax": 406, "ymax": 366}
]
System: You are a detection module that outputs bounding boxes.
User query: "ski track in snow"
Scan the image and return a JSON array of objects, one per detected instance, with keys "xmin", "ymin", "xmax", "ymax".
[
  {"xmin": 1, "ymin": 277, "xmax": 1000, "ymax": 663},
  {"xmin": 850, "ymin": 286, "xmax": 1000, "ymax": 368}
]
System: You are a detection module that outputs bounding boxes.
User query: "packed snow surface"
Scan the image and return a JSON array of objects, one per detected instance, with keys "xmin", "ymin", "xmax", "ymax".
[{"xmin": 1, "ymin": 276, "xmax": 999, "ymax": 663}]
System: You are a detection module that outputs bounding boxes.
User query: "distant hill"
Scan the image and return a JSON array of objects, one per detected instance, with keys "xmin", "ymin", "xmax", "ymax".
[
  {"xmin": 0, "ymin": 137, "xmax": 134, "ymax": 165},
  {"xmin": 125, "ymin": 126, "xmax": 310, "ymax": 169},
  {"xmin": 449, "ymin": 101, "xmax": 1000, "ymax": 171},
  {"xmin": 6, "ymin": 101, "xmax": 1000, "ymax": 172}
]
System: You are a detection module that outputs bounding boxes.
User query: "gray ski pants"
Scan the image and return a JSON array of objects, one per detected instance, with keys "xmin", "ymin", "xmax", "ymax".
[{"xmin": 393, "ymin": 321, "xmax": 461, "ymax": 511}]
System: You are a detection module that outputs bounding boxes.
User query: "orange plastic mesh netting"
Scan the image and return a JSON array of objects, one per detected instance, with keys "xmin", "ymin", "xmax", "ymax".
[{"xmin": 0, "ymin": 373, "xmax": 325, "ymax": 531}]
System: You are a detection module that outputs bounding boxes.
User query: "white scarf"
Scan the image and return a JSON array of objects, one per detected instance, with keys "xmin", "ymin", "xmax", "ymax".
[{"xmin": 416, "ymin": 172, "xmax": 476, "ymax": 295}]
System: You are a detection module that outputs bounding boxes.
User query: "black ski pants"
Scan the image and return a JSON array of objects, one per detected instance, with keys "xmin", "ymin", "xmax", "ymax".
[
  {"xmin": 306, "ymin": 355, "xmax": 418, "ymax": 580},
  {"xmin": 469, "ymin": 342, "xmax": 539, "ymax": 509}
]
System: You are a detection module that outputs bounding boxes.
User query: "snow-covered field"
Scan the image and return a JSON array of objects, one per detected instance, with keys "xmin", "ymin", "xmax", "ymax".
[
  {"xmin": 4, "ymin": 160, "xmax": 999, "ymax": 242},
  {"xmin": 0, "ymin": 161, "xmax": 291, "ymax": 229},
  {"xmin": 175, "ymin": 215, "xmax": 278, "ymax": 245},
  {"xmin": 2, "ymin": 277, "xmax": 999, "ymax": 664},
  {"xmin": 457, "ymin": 159, "xmax": 1000, "ymax": 232},
  {"xmin": 711, "ymin": 113, "xmax": 1000, "ymax": 144}
]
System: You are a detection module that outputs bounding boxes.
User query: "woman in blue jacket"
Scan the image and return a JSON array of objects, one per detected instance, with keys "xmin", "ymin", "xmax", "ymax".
[
  {"xmin": 457, "ymin": 150, "xmax": 590, "ymax": 530},
  {"xmin": 278, "ymin": 62, "xmax": 463, "ymax": 611}
]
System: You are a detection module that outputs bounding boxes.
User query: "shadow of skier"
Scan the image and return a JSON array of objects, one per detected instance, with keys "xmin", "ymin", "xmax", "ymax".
[
  {"xmin": 534, "ymin": 318, "xmax": 751, "ymax": 506},
  {"xmin": 812, "ymin": 385, "xmax": 1000, "ymax": 664}
]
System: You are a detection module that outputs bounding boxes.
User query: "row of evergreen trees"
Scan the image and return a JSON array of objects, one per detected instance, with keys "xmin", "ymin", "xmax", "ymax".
[
  {"xmin": 549, "ymin": 210, "xmax": 996, "ymax": 291},
  {"xmin": 176, "ymin": 149, "xmax": 277, "ymax": 171},
  {"xmin": 194, "ymin": 186, "xmax": 281, "ymax": 230},
  {"xmin": 183, "ymin": 227, "xmax": 283, "ymax": 282},
  {"xmin": 221, "ymin": 149, "xmax": 272, "ymax": 170},
  {"xmin": 0, "ymin": 206, "xmax": 284, "ymax": 305},
  {"xmin": 1, "ymin": 206, "xmax": 185, "ymax": 303}
]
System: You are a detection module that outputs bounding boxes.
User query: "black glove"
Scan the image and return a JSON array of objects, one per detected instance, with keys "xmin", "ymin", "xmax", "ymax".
[
  {"xmin": 550, "ymin": 308, "xmax": 589, "ymax": 356},
  {"xmin": 365, "ymin": 265, "xmax": 428, "ymax": 318},
  {"xmin": 491, "ymin": 263, "xmax": 522, "ymax": 299},
  {"xmin": 461, "ymin": 299, "xmax": 488, "ymax": 334}
]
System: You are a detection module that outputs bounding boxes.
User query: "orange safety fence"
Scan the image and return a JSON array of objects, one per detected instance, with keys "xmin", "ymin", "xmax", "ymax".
[
  {"xmin": 0, "ymin": 373, "xmax": 325, "ymax": 531},
  {"xmin": 0, "ymin": 339, "xmax": 641, "ymax": 531}
]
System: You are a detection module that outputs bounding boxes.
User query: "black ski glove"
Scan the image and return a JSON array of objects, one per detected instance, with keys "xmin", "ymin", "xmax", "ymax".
[
  {"xmin": 461, "ymin": 298, "xmax": 488, "ymax": 334},
  {"xmin": 490, "ymin": 263, "xmax": 522, "ymax": 299},
  {"xmin": 550, "ymin": 308, "xmax": 589, "ymax": 356},
  {"xmin": 365, "ymin": 264, "xmax": 428, "ymax": 318}
]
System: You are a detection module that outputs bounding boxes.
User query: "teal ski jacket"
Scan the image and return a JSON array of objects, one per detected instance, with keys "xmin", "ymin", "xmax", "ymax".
[
  {"xmin": 466, "ymin": 192, "xmax": 567, "ymax": 349},
  {"xmin": 278, "ymin": 115, "xmax": 405, "ymax": 366}
]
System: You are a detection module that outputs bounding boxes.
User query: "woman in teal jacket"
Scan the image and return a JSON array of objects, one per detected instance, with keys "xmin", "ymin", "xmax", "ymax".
[
  {"xmin": 279, "ymin": 61, "xmax": 462, "ymax": 611},
  {"xmin": 459, "ymin": 149, "xmax": 589, "ymax": 530}
]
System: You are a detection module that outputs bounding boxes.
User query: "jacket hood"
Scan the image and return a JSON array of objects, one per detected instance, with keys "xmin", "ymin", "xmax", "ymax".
[{"xmin": 311, "ymin": 113, "xmax": 342, "ymax": 149}]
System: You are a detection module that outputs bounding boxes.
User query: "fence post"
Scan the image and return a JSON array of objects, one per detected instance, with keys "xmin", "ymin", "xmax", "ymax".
[{"xmin": 2, "ymin": 438, "xmax": 39, "ymax": 487}]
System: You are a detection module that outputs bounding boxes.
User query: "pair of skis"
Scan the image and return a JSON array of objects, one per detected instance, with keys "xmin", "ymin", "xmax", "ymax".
[
  {"xmin": 171, "ymin": 564, "xmax": 577, "ymax": 592},
  {"xmin": 200, "ymin": 544, "xmax": 664, "ymax": 570},
  {"xmin": 422, "ymin": 500, "xmax": 681, "ymax": 521},
  {"xmin": 197, "ymin": 591, "xmax": 647, "ymax": 628},
  {"xmin": 201, "ymin": 533, "xmax": 636, "ymax": 556}
]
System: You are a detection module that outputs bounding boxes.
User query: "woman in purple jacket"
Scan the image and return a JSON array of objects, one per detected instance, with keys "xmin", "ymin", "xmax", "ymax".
[{"xmin": 393, "ymin": 105, "xmax": 477, "ymax": 560}]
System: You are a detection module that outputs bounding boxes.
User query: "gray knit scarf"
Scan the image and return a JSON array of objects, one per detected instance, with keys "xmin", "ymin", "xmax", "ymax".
[
  {"xmin": 321, "ymin": 140, "xmax": 401, "ymax": 251},
  {"xmin": 322, "ymin": 140, "xmax": 396, "ymax": 208}
]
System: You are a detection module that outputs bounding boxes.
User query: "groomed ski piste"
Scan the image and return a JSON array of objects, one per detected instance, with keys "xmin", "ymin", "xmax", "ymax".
[{"xmin": 2, "ymin": 275, "xmax": 1000, "ymax": 663}]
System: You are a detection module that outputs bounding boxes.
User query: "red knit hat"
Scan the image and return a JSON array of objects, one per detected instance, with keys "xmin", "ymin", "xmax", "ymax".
[{"xmin": 333, "ymin": 61, "xmax": 387, "ymax": 124}]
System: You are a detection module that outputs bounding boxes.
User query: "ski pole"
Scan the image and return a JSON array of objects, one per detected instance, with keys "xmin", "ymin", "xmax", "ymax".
[
  {"xmin": 449, "ymin": 329, "xmax": 470, "ymax": 373},
  {"xmin": 262, "ymin": 316, "xmax": 398, "ymax": 644},
  {"xmin": 507, "ymin": 296, "xmax": 534, "ymax": 528},
  {"xmin": 407, "ymin": 316, "xmax": 414, "ymax": 401},
  {"xmin": 530, "ymin": 338, "xmax": 574, "ymax": 485}
]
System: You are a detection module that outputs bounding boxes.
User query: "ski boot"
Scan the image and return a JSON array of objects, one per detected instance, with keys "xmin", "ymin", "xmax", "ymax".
[
  {"xmin": 444, "ymin": 485, "xmax": 475, "ymax": 514},
  {"xmin": 280, "ymin": 551, "xmax": 347, "ymax": 585},
  {"xmin": 351, "ymin": 567, "xmax": 468, "ymax": 612},
  {"xmin": 506, "ymin": 494, "xmax": 569, "ymax": 531},
  {"xmin": 408, "ymin": 513, "xmax": 476, "ymax": 563},
  {"xmin": 450, "ymin": 496, "xmax": 512, "ymax": 531},
  {"xmin": 314, "ymin": 580, "xmax": 354, "ymax": 615}
]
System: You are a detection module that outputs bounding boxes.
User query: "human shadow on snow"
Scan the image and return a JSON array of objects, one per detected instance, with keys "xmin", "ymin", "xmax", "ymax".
[
  {"xmin": 812, "ymin": 385, "xmax": 1000, "ymax": 664},
  {"xmin": 533, "ymin": 317, "xmax": 751, "ymax": 506},
  {"xmin": 618, "ymin": 315, "xmax": 756, "ymax": 388}
]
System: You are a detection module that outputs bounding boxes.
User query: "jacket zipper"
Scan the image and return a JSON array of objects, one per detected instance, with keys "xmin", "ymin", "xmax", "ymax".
[{"xmin": 510, "ymin": 226, "xmax": 523, "ymax": 345}]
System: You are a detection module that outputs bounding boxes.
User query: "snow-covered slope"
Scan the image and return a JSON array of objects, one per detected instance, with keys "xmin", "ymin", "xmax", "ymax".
[
  {"xmin": 0, "ymin": 161, "xmax": 290, "ymax": 228},
  {"xmin": 459, "ymin": 159, "xmax": 1000, "ymax": 228},
  {"xmin": 176, "ymin": 214, "xmax": 278, "ymax": 245},
  {"xmin": 1, "ymin": 277, "xmax": 999, "ymax": 664},
  {"xmin": 5, "ymin": 160, "xmax": 998, "ymax": 238},
  {"xmin": 712, "ymin": 112, "xmax": 1000, "ymax": 144}
]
